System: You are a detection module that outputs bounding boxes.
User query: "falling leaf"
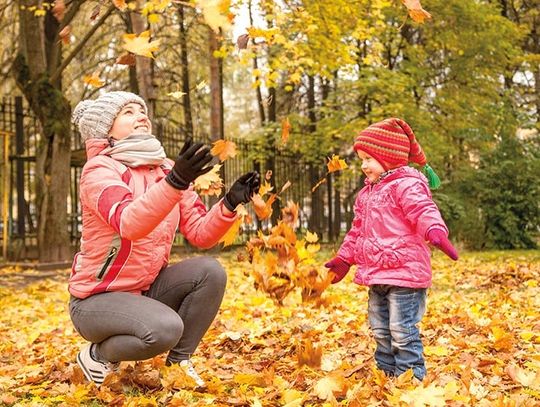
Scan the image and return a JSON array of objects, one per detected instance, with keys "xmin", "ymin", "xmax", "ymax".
[
  {"xmin": 252, "ymin": 193, "xmax": 277, "ymax": 220},
  {"xmin": 297, "ymin": 338, "xmax": 322, "ymax": 368},
  {"xmin": 167, "ymin": 91, "xmax": 186, "ymax": 99},
  {"xmin": 281, "ymin": 201, "xmax": 299, "ymax": 227},
  {"xmin": 52, "ymin": 0, "xmax": 65, "ymax": 21},
  {"xmin": 401, "ymin": 0, "xmax": 432, "ymax": 23},
  {"xmin": 311, "ymin": 177, "xmax": 327, "ymax": 192},
  {"xmin": 83, "ymin": 72, "xmax": 105, "ymax": 88},
  {"xmin": 112, "ymin": 0, "xmax": 128, "ymax": 11},
  {"xmin": 122, "ymin": 30, "xmax": 161, "ymax": 59},
  {"xmin": 327, "ymin": 154, "xmax": 348, "ymax": 173},
  {"xmin": 219, "ymin": 217, "xmax": 242, "ymax": 247},
  {"xmin": 195, "ymin": 80, "xmax": 208, "ymax": 91},
  {"xmin": 279, "ymin": 180, "xmax": 291, "ymax": 194},
  {"xmin": 198, "ymin": 0, "xmax": 232, "ymax": 32},
  {"xmin": 305, "ymin": 231, "xmax": 318, "ymax": 243},
  {"xmin": 90, "ymin": 4, "xmax": 101, "ymax": 20},
  {"xmin": 58, "ymin": 25, "xmax": 71, "ymax": 44},
  {"xmin": 237, "ymin": 33, "xmax": 250, "ymax": 49},
  {"xmin": 265, "ymin": 170, "xmax": 272, "ymax": 180},
  {"xmin": 210, "ymin": 140, "xmax": 237, "ymax": 161},
  {"xmin": 281, "ymin": 117, "xmax": 291, "ymax": 144},
  {"xmin": 115, "ymin": 52, "xmax": 136, "ymax": 66},
  {"xmin": 258, "ymin": 180, "xmax": 274, "ymax": 197}
]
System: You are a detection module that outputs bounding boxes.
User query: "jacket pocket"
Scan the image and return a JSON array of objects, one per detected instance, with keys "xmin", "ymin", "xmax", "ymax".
[
  {"xmin": 96, "ymin": 246, "xmax": 118, "ymax": 280},
  {"xmin": 366, "ymin": 238, "xmax": 407, "ymax": 269}
]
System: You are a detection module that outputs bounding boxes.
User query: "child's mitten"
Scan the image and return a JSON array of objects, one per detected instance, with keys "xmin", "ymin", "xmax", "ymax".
[
  {"xmin": 427, "ymin": 229, "xmax": 459, "ymax": 260},
  {"xmin": 324, "ymin": 257, "xmax": 351, "ymax": 284}
]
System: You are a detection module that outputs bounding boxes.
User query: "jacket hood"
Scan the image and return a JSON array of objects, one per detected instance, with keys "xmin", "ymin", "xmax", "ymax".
[
  {"xmin": 365, "ymin": 165, "xmax": 428, "ymax": 186},
  {"xmin": 85, "ymin": 139, "xmax": 110, "ymax": 160}
]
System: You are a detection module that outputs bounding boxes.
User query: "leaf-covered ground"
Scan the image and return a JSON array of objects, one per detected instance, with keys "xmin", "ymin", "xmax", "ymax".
[{"xmin": 1, "ymin": 250, "xmax": 539, "ymax": 406}]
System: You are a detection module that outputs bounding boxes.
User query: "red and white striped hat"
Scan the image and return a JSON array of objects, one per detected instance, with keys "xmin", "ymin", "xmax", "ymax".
[{"xmin": 354, "ymin": 118, "xmax": 426, "ymax": 171}]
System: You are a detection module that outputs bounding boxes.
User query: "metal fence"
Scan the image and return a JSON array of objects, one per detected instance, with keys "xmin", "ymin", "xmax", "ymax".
[{"xmin": 0, "ymin": 96, "xmax": 360, "ymax": 259}]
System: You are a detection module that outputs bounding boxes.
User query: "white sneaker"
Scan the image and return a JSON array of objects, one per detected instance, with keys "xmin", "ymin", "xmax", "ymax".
[
  {"xmin": 76, "ymin": 344, "xmax": 119, "ymax": 385},
  {"xmin": 179, "ymin": 360, "xmax": 206, "ymax": 388}
]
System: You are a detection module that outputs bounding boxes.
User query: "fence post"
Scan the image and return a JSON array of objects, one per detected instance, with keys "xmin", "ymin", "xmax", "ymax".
[{"xmin": 15, "ymin": 97, "xmax": 25, "ymax": 239}]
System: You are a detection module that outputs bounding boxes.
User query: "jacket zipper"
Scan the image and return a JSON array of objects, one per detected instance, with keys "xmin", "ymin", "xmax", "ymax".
[{"xmin": 97, "ymin": 247, "xmax": 118, "ymax": 280}]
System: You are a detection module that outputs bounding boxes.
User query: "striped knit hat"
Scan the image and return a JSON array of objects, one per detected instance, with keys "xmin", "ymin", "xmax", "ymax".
[
  {"xmin": 355, "ymin": 118, "xmax": 441, "ymax": 188},
  {"xmin": 71, "ymin": 91, "xmax": 147, "ymax": 142}
]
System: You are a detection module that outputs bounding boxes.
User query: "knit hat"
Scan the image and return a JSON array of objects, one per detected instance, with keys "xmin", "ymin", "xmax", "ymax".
[
  {"xmin": 354, "ymin": 118, "xmax": 441, "ymax": 189},
  {"xmin": 71, "ymin": 91, "xmax": 148, "ymax": 141}
]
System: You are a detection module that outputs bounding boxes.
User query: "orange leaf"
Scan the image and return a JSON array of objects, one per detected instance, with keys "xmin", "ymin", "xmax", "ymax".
[
  {"xmin": 297, "ymin": 339, "xmax": 322, "ymax": 368},
  {"xmin": 252, "ymin": 193, "xmax": 276, "ymax": 220},
  {"xmin": 210, "ymin": 139, "xmax": 237, "ymax": 161},
  {"xmin": 58, "ymin": 25, "xmax": 71, "ymax": 44},
  {"xmin": 265, "ymin": 170, "xmax": 272, "ymax": 180},
  {"xmin": 401, "ymin": 0, "xmax": 432, "ymax": 23},
  {"xmin": 281, "ymin": 117, "xmax": 291, "ymax": 144},
  {"xmin": 83, "ymin": 72, "xmax": 105, "ymax": 88},
  {"xmin": 311, "ymin": 177, "xmax": 327, "ymax": 192},
  {"xmin": 112, "ymin": 0, "xmax": 128, "ymax": 11},
  {"xmin": 258, "ymin": 180, "xmax": 274, "ymax": 197},
  {"xmin": 193, "ymin": 164, "xmax": 223, "ymax": 196},
  {"xmin": 327, "ymin": 154, "xmax": 348, "ymax": 173}
]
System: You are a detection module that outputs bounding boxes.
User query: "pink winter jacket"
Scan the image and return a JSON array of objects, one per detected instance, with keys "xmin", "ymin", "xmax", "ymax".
[
  {"xmin": 337, "ymin": 166, "xmax": 449, "ymax": 288},
  {"xmin": 69, "ymin": 139, "xmax": 237, "ymax": 299}
]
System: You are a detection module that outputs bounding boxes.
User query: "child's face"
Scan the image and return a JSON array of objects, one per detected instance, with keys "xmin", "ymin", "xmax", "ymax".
[
  {"xmin": 109, "ymin": 103, "xmax": 151, "ymax": 140},
  {"xmin": 357, "ymin": 150, "xmax": 385, "ymax": 183}
]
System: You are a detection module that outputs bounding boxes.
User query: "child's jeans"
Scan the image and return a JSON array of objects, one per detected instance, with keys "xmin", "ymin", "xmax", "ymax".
[{"xmin": 367, "ymin": 285, "xmax": 427, "ymax": 380}]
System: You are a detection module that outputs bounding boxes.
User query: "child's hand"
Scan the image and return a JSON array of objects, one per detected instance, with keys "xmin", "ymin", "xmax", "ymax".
[
  {"xmin": 427, "ymin": 229, "xmax": 459, "ymax": 260},
  {"xmin": 324, "ymin": 257, "xmax": 351, "ymax": 284}
]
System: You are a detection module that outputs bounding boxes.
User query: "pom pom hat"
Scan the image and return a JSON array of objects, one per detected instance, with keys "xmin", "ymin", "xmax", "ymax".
[
  {"xmin": 354, "ymin": 118, "xmax": 441, "ymax": 189},
  {"xmin": 72, "ymin": 91, "xmax": 148, "ymax": 142}
]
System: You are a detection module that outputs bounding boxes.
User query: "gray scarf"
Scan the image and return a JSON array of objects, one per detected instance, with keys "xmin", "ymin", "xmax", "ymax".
[{"xmin": 101, "ymin": 133, "xmax": 166, "ymax": 168}]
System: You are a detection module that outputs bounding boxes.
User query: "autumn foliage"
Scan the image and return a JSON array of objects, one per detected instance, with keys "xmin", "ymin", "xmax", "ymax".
[{"xmin": 1, "ymin": 251, "xmax": 539, "ymax": 405}]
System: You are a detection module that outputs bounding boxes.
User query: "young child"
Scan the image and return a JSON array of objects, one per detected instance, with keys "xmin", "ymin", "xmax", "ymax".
[
  {"xmin": 325, "ymin": 118, "xmax": 458, "ymax": 381},
  {"xmin": 69, "ymin": 91, "xmax": 260, "ymax": 387}
]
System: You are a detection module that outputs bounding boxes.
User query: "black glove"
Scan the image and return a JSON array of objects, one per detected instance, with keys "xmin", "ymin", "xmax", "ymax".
[
  {"xmin": 223, "ymin": 171, "xmax": 261, "ymax": 211},
  {"xmin": 166, "ymin": 138, "xmax": 213, "ymax": 190}
]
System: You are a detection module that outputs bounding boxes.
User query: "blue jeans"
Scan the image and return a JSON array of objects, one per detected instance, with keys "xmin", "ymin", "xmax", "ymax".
[{"xmin": 368, "ymin": 285, "xmax": 427, "ymax": 380}]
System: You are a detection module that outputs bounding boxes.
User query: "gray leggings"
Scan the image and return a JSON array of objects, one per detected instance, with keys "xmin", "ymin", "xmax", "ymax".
[{"xmin": 69, "ymin": 256, "xmax": 227, "ymax": 364}]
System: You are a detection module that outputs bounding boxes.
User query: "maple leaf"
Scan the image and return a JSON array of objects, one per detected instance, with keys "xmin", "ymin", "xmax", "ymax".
[
  {"xmin": 281, "ymin": 117, "xmax": 291, "ymax": 144},
  {"xmin": 327, "ymin": 154, "xmax": 348, "ymax": 173},
  {"xmin": 313, "ymin": 375, "xmax": 348, "ymax": 401},
  {"xmin": 197, "ymin": 0, "xmax": 232, "ymax": 32},
  {"xmin": 402, "ymin": 0, "xmax": 432, "ymax": 23},
  {"xmin": 399, "ymin": 383, "xmax": 446, "ymax": 406},
  {"xmin": 210, "ymin": 139, "xmax": 237, "ymax": 161},
  {"xmin": 193, "ymin": 164, "xmax": 224, "ymax": 196},
  {"xmin": 297, "ymin": 338, "xmax": 322, "ymax": 368},
  {"xmin": 219, "ymin": 217, "xmax": 242, "ymax": 247},
  {"xmin": 281, "ymin": 201, "xmax": 299, "ymax": 228},
  {"xmin": 258, "ymin": 180, "xmax": 274, "ymax": 197},
  {"xmin": 252, "ymin": 193, "xmax": 277, "ymax": 220},
  {"xmin": 311, "ymin": 177, "xmax": 327, "ymax": 192},
  {"xmin": 115, "ymin": 52, "xmax": 136, "ymax": 66},
  {"xmin": 122, "ymin": 31, "xmax": 160, "ymax": 59},
  {"xmin": 112, "ymin": 0, "xmax": 128, "ymax": 11},
  {"xmin": 305, "ymin": 231, "xmax": 318, "ymax": 243},
  {"xmin": 83, "ymin": 72, "xmax": 105, "ymax": 88}
]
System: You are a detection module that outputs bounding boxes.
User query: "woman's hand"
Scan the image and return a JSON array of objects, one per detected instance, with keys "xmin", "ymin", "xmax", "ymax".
[
  {"xmin": 166, "ymin": 138, "xmax": 213, "ymax": 190},
  {"xmin": 223, "ymin": 171, "xmax": 261, "ymax": 212}
]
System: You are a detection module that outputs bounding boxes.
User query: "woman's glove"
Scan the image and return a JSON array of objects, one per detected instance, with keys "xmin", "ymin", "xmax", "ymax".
[
  {"xmin": 166, "ymin": 138, "xmax": 213, "ymax": 190},
  {"xmin": 223, "ymin": 171, "xmax": 261, "ymax": 211},
  {"xmin": 427, "ymin": 229, "xmax": 459, "ymax": 260},
  {"xmin": 324, "ymin": 257, "xmax": 351, "ymax": 284}
]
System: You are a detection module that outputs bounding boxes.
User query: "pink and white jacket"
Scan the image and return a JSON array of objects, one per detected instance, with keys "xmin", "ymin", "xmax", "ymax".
[
  {"xmin": 337, "ymin": 166, "xmax": 448, "ymax": 288},
  {"xmin": 69, "ymin": 139, "xmax": 237, "ymax": 299}
]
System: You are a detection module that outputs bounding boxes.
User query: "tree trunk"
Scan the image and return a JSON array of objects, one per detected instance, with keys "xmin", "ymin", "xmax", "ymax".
[
  {"xmin": 307, "ymin": 75, "xmax": 323, "ymax": 237},
  {"xmin": 209, "ymin": 28, "xmax": 224, "ymax": 205},
  {"xmin": 178, "ymin": 4, "xmax": 194, "ymax": 139},
  {"xmin": 248, "ymin": 0, "xmax": 266, "ymax": 125},
  {"xmin": 131, "ymin": 3, "xmax": 156, "ymax": 118}
]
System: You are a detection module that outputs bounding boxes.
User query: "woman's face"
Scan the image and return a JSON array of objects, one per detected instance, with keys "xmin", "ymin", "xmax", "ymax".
[
  {"xmin": 357, "ymin": 150, "xmax": 385, "ymax": 183},
  {"xmin": 109, "ymin": 103, "xmax": 151, "ymax": 140}
]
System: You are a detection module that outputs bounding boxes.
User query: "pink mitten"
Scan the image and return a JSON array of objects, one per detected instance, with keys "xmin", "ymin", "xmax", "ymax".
[
  {"xmin": 324, "ymin": 257, "xmax": 351, "ymax": 284},
  {"xmin": 427, "ymin": 229, "xmax": 459, "ymax": 261}
]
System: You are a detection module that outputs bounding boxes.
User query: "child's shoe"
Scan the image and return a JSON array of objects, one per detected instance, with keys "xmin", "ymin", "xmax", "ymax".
[{"xmin": 76, "ymin": 344, "xmax": 119, "ymax": 385}]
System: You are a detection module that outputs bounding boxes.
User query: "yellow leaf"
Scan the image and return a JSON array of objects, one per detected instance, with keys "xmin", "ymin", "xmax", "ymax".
[
  {"xmin": 305, "ymin": 231, "xmax": 318, "ymax": 243},
  {"xmin": 313, "ymin": 375, "xmax": 347, "ymax": 401},
  {"xmin": 258, "ymin": 180, "xmax": 274, "ymax": 197},
  {"xmin": 198, "ymin": 0, "xmax": 231, "ymax": 32},
  {"xmin": 399, "ymin": 383, "xmax": 446, "ymax": 406},
  {"xmin": 210, "ymin": 139, "xmax": 237, "ymax": 161},
  {"xmin": 327, "ymin": 154, "xmax": 348, "ymax": 173},
  {"xmin": 252, "ymin": 193, "xmax": 276, "ymax": 220},
  {"xmin": 167, "ymin": 91, "xmax": 186, "ymax": 99},
  {"xmin": 148, "ymin": 13, "xmax": 161, "ymax": 24},
  {"xmin": 193, "ymin": 164, "xmax": 223, "ymax": 196},
  {"xmin": 122, "ymin": 30, "xmax": 160, "ymax": 59},
  {"xmin": 34, "ymin": 9, "xmax": 46, "ymax": 16},
  {"xmin": 83, "ymin": 72, "xmax": 105, "ymax": 88},
  {"xmin": 219, "ymin": 217, "xmax": 242, "ymax": 247},
  {"xmin": 401, "ymin": 0, "xmax": 432, "ymax": 23},
  {"xmin": 423, "ymin": 345, "xmax": 449, "ymax": 356}
]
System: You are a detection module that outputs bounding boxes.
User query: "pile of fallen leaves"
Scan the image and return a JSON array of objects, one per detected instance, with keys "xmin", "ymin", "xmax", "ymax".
[{"xmin": 1, "ymin": 250, "xmax": 539, "ymax": 406}]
